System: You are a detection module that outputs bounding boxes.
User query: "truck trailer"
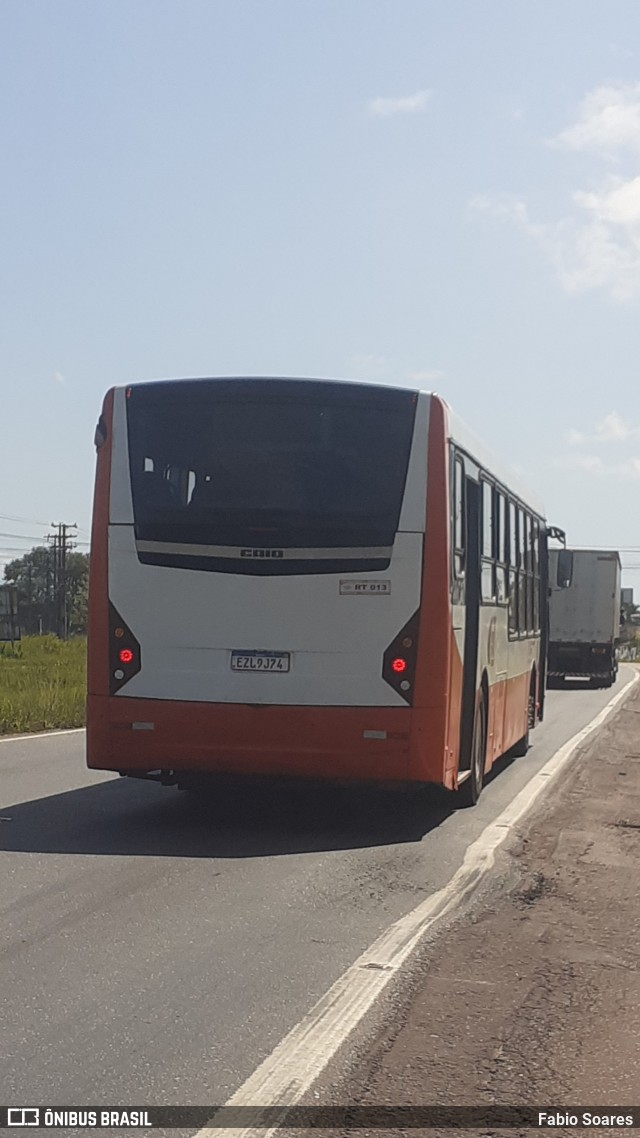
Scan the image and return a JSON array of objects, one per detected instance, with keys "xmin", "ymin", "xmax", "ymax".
[{"xmin": 548, "ymin": 548, "xmax": 621, "ymax": 688}]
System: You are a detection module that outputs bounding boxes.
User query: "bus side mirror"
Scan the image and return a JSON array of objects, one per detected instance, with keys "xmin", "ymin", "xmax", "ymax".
[
  {"xmin": 548, "ymin": 525, "xmax": 566, "ymax": 545},
  {"xmin": 556, "ymin": 549, "xmax": 573, "ymax": 588}
]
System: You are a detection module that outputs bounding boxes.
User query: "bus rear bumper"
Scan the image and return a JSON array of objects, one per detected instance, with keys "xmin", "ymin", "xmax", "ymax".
[{"xmin": 86, "ymin": 693, "xmax": 432, "ymax": 784}]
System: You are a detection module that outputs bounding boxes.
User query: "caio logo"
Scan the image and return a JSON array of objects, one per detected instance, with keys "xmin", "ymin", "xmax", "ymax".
[{"xmin": 240, "ymin": 549, "xmax": 284, "ymax": 559}]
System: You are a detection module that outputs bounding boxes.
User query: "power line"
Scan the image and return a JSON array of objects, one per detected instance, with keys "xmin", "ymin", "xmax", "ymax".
[
  {"xmin": 0, "ymin": 548, "xmax": 50, "ymax": 555},
  {"xmin": 0, "ymin": 535, "xmax": 89, "ymax": 548},
  {"xmin": 0, "ymin": 531, "xmax": 49, "ymax": 542},
  {"xmin": 0, "ymin": 511, "xmax": 50, "ymax": 527}
]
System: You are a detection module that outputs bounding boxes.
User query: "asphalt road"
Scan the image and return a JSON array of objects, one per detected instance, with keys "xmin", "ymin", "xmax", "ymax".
[{"xmin": 0, "ymin": 671, "xmax": 633, "ymax": 1121}]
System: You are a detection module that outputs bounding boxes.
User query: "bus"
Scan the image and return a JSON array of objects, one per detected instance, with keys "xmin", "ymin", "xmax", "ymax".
[{"xmin": 87, "ymin": 376, "xmax": 560, "ymax": 805}]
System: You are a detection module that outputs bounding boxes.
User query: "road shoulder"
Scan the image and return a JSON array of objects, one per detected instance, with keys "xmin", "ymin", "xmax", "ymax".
[{"xmin": 290, "ymin": 679, "xmax": 640, "ymax": 1134}]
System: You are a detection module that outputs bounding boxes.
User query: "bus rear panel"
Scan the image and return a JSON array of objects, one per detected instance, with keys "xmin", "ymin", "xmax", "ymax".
[{"xmin": 87, "ymin": 378, "xmax": 444, "ymax": 786}]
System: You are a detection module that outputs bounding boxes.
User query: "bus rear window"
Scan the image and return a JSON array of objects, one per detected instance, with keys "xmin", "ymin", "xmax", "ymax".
[{"xmin": 125, "ymin": 379, "xmax": 417, "ymax": 574}]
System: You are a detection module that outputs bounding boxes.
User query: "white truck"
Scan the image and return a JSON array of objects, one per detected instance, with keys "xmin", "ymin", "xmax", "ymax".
[{"xmin": 548, "ymin": 548, "xmax": 621, "ymax": 688}]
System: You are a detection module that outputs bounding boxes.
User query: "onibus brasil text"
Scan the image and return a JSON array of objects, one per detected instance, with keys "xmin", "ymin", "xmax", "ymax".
[{"xmin": 17, "ymin": 1111, "xmax": 151, "ymax": 1128}]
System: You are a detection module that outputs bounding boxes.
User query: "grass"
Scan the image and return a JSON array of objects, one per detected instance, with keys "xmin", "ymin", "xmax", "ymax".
[{"xmin": 0, "ymin": 635, "xmax": 86, "ymax": 735}]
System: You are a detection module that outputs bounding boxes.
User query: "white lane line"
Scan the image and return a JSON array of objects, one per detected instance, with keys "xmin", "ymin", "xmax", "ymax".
[
  {"xmin": 0, "ymin": 727, "xmax": 85, "ymax": 745},
  {"xmin": 196, "ymin": 672, "xmax": 640, "ymax": 1138}
]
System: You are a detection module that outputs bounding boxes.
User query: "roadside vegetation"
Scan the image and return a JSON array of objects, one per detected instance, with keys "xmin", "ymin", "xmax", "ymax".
[
  {"xmin": 3, "ymin": 545, "xmax": 88, "ymax": 637},
  {"xmin": 0, "ymin": 635, "xmax": 86, "ymax": 735}
]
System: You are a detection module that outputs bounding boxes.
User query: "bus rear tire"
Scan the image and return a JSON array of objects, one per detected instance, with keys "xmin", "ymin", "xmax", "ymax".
[{"xmin": 458, "ymin": 691, "xmax": 486, "ymax": 807}]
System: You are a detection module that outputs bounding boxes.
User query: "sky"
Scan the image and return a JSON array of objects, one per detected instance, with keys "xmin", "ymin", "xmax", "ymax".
[{"xmin": 1, "ymin": 0, "xmax": 640, "ymax": 591}]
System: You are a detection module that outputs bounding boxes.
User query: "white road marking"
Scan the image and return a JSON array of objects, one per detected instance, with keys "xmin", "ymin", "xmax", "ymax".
[
  {"xmin": 0, "ymin": 727, "xmax": 85, "ymax": 745},
  {"xmin": 195, "ymin": 672, "xmax": 640, "ymax": 1138}
]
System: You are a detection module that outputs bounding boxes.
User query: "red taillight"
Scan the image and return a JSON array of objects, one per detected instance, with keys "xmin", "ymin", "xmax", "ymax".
[
  {"xmin": 109, "ymin": 602, "xmax": 142, "ymax": 695},
  {"xmin": 382, "ymin": 611, "xmax": 419, "ymax": 705}
]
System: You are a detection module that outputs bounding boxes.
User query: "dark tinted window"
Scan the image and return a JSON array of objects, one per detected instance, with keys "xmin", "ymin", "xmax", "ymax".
[
  {"xmin": 452, "ymin": 456, "xmax": 466, "ymax": 580},
  {"xmin": 481, "ymin": 479, "xmax": 495, "ymax": 603},
  {"xmin": 482, "ymin": 480, "xmax": 494, "ymax": 559},
  {"xmin": 126, "ymin": 379, "xmax": 417, "ymax": 574}
]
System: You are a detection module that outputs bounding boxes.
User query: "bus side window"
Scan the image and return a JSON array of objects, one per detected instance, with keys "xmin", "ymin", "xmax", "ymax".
[
  {"xmin": 518, "ymin": 507, "xmax": 527, "ymax": 634},
  {"xmin": 496, "ymin": 491, "xmax": 507, "ymax": 603},
  {"xmin": 481, "ymin": 478, "xmax": 495, "ymax": 602},
  {"xmin": 508, "ymin": 501, "xmax": 518, "ymax": 635},
  {"xmin": 453, "ymin": 456, "xmax": 466, "ymax": 581},
  {"xmin": 524, "ymin": 513, "xmax": 534, "ymax": 633},
  {"xmin": 532, "ymin": 521, "xmax": 540, "ymax": 631}
]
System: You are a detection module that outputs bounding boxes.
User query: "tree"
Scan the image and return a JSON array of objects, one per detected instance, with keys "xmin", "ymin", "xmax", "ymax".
[
  {"xmin": 3, "ymin": 547, "xmax": 89, "ymax": 636},
  {"xmin": 69, "ymin": 574, "xmax": 89, "ymax": 635}
]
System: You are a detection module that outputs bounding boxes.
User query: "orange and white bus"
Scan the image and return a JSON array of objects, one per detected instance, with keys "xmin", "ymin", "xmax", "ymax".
[{"xmin": 87, "ymin": 376, "xmax": 558, "ymax": 805}]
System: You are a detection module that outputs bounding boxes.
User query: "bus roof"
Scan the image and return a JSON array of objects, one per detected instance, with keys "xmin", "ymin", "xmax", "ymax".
[{"xmin": 441, "ymin": 397, "xmax": 546, "ymax": 519}]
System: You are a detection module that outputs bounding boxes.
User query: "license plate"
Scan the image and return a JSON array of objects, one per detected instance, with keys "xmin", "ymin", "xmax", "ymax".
[{"xmin": 230, "ymin": 651, "xmax": 290, "ymax": 673}]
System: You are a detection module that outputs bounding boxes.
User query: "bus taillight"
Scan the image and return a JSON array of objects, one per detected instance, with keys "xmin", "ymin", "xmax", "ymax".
[
  {"xmin": 382, "ymin": 612, "xmax": 420, "ymax": 703},
  {"xmin": 109, "ymin": 602, "xmax": 142, "ymax": 694}
]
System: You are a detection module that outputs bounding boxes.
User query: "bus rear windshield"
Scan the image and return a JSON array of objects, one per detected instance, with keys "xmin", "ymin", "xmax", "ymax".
[{"xmin": 125, "ymin": 379, "xmax": 417, "ymax": 574}]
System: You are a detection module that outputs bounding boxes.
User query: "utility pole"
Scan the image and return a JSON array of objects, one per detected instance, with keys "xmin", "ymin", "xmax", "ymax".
[
  {"xmin": 26, "ymin": 562, "xmax": 33, "ymax": 635},
  {"xmin": 47, "ymin": 523, "xmax": 78, "ymax": 639}
]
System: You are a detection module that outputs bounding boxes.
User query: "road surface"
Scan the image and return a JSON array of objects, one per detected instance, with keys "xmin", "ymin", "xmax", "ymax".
[{"xmin": 0, "ymin": 672, "xmax": 632, "ymax": 1121}]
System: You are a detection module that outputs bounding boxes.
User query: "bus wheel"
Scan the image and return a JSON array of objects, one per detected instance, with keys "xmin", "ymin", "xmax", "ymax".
[{"xmin": 458, "ymin": 691, "xmax": 486, "ymax": 807}]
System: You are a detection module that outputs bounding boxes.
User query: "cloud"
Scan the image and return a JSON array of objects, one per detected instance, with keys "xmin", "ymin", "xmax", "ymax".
[
  {"xmin": 348, "ymin": 353, "xmax": 389, "ymax": 381},
  {"xmin": 566, "ymin": 428, "xmax": 586, "ymax": 446},
  {"xmin": 613, "ymin": 456, "xmax": 640, "ymax": 479},
  {"xmin": 554, "ymin": 411, "xmax": 640, "ymax": 479},
  {"xmin": 470, "ymin": 195, "xmax": 530, "ymax": 222},
  {"xmin": 565, "ymin": 412, "xmax": 638, "ymax": 447},
  {"xmin": 551, "ymin": 454, "xmax": 640, "ymax": 479},
  {"xmin": 472, "ymin": 183, "xmax": 640, "ymax": 302},
  {"xmin": 368, "ymin": 90, "xmax": 431, "ymax": 118},
  {"xmin": 472, "ymin": 84, "xmax": 640, "ymax": 302},
  {"xmin": 595, "ymin": 411, "xmax": 636, "ymax": 441},
  {"xmin": 609, "ymin": 44, "xmax": 635, "ymax": 62},
  {"xmin": 552, "ymin": 454, "xmax": 607, "ymax": 473},
  {"xmin": 409, "ymin": 369, "xmax": 445, "ymax": 383},
  {"xmin": 53, "ymin": 371, "xmax": 66, "ymax": 386},
  {"xmin": 551, "ymin": 83, "xmax": 640, "ymax": 155}
]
